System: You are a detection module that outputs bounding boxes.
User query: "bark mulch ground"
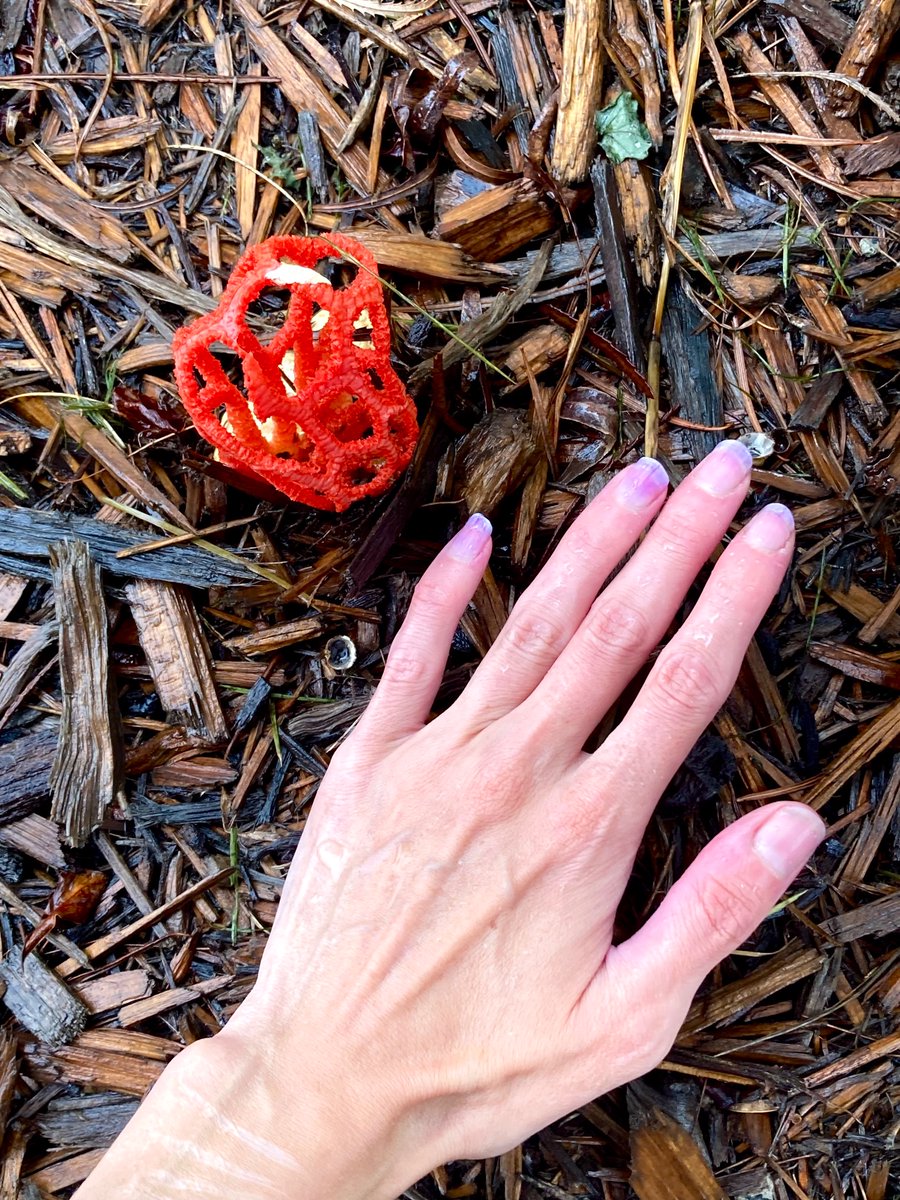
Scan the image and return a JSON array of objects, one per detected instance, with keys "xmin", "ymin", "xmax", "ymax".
[{"xmin": 0, "ymin": 0, "xmax": 898, "ymax": 1195}]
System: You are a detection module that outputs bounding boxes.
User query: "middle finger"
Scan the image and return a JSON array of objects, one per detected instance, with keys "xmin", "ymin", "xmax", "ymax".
[
  {"xmin": 508, "ymin": 439, "xmax": 754, "ymax": 757},
  {"xmin": 453, "ymin": 456, "xmax": 670, "ymax": 731}
]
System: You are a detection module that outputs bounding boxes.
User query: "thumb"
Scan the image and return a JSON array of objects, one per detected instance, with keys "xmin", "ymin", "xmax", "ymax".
[{"xmin": 605, "ymin": 802, "xmax": 826, "ymax": 1016}]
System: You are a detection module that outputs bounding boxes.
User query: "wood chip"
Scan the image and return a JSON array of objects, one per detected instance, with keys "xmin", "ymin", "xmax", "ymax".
[
  {"xmin": 0, "ymin": 507, "xmax": 257, "ymax": 588},
  {"xmin": 49, "ymin": 540, "xmax": 122, "ymax": 848},
  {"xmin": 552, "ymin": 0, "xmax": 605, "ymax": 183},
  {"xmin": 125, "ymin": 581, "xmax": 228, "ymax": 741},
  {"xmin": 831, "ymin": 0, "xmax": 900, "ymax": 116},
  {"xmin": 224, "ymin": 614, "xmax": 326, "ymax": 655},
  {"xmin": 0, "ymin": 159, "xmax": 133, "ymax": 262},
  {"xmin": 628, "ymin": 1084, "xmax": 726, "ymax": 1200},
  {"xmin": 436, "ymin": 177, "xmax": 557, "ymax": 261},
  {"xmin": 0, "ymin": 947, "xmax": 88, "ymax": 1047},
  {"xmin": 234, "ymin": 0, "xmax": 388, "ymax": 194}
]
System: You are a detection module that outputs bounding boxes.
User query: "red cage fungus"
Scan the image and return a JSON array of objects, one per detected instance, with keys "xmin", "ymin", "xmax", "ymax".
[{"xmin": 172, "ymin": 233, "xmax": 419, "ymax": 512}]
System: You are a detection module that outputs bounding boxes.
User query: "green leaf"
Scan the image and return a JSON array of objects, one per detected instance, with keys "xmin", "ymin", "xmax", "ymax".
[
  {"xmin": 258, "ymin": 141, "xmax": 304, "ymax": 190},
  {"xmin": 595, "ymin": 92, "xmax": 652, "ymax": 165}
]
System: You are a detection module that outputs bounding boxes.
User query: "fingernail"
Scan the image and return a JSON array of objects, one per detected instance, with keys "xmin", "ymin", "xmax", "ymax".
[
  {"xmin": 447, "ymin": 513, "xmax": 492, "ymax": 562},
  {"xmin": 753, "ymin": 805, "xmax": 826, "ymax": 877},
  {"xmin": 744, "ymin": 503, "xmax": 794, "ymax": 553},
  {"xmin": 695, "ymin": 440, "xmax": 753, "ymax": 496},
  {"xmin": 618, "ymin": 457, "xmax": 669, "ymax": 511}
]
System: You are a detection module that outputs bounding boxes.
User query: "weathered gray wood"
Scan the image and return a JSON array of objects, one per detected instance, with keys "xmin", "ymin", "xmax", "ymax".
[
  {"xmin": 819, "ymin": 893, "xmax": 900, "ymax": 943},
  {"xmin": 0, "ymin": 845, "xmax": 23, "ymax": 883},
  {"xmin": 49, "ymin": 541, "xmax": 122, "ymax": 848},
  {"xmin": 511, "ymin": 239, "xmax": 604, "ymax": 284},
  {"xmin": 0, "ymin": 508, "xmax": 257, "ymax": 588},
  {"xmin": 0, "ymin": 947, "xmax": 88, "ymax": 1047},
  {"xmin": 493, "ymin": 26, "xmax": 530, "ymax": 152},
  {"xmin": 0, "ymin": 620, "xmax": 57, "ymax": 719},
  {"xmin": 676, "ymin": 227, "xmax": 815, "ymax": 261},
  {"xmin": 130, "ymin": 795, "xmax": 223, "ymax": 827},
  {"xmin": 287, "ymin": 697, "xmax": 368, "ymax": 739},
  {"xmin": 0, "ymin": 726, "xmax": 58, "ymax": 825},
  {"xmin": 35, "ymin": 1093, "xmax": 139, "ymax": 1148},
  {"xmin": 296, "ymin": 110, "xmax": 329, "ymax": 201},
  {"xmin": 591, "ymin": 158, "xmax": 645, "ymax": 371},
  {"xmin": 661, "ymin": 275, "xmax": 723, "ymax": 461}
]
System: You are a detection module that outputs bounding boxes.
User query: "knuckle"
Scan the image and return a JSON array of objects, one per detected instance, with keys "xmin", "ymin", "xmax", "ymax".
[
  {"xmin": 501, "ymin": 609, "xmax": 566, "ymax": 665},
  {"xmin": 581, "ymin": 596, "xmax": 651, "ymax": 664},
  {"xmin": 651, "ymin": 522, "xmax": 696, "ymax": 571},
  {"xmin": 553, "ymin": 775, "xmax": 615, "ymax": 850},
  {"xmin": 557, "ymin": 800, "xmax": 605, "ymax": 852},
  {"xmin": 565, "ymin": 525, "xmax": 606, "ymax": 561},
  {"xmin": 409, "ymin": 575, "xmax": 449, "ymax": 619},
  {"xmin": 486, "ymin": 747, "xmax": 533, "ymax": 800},
  {"xmin": 652, "ymin": 647, "xmax": 723, "ymax": 720},
  {"xmin": 556, "ymin": 786, "xmax": 598, "ymax": 846},
  {"xmin": 381, "ymin": 645, "xmax": 426, "ymax": 686},
  {"xmin": 466, "ymin": 755, "xmax": 525, "ymax": 823},
  {"xmin": 695, "ymin": 872, "xmax": 760, "ymax": 947}
]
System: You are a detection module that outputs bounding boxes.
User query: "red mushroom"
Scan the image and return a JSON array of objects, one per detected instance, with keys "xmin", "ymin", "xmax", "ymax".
[{"xmin": 172, "ymin": 233, "xmax": 419, "ymax": 512}]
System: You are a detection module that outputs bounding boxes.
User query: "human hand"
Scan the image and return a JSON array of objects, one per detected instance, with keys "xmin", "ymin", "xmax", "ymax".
[{"xmin": 77, "ymin": 441, "xmax": 826, "ymax": 1200}]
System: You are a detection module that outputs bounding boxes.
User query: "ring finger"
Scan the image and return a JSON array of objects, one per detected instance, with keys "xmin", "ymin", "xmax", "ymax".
[{"xmin": 573, "ymin": 501, "xmax": 796, "ymax": 854}]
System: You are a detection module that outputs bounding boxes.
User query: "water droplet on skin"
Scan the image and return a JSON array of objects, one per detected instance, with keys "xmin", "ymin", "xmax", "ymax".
[{"xmin": 316, "ymin": 839, "xmax": 348, "ymax": 881}]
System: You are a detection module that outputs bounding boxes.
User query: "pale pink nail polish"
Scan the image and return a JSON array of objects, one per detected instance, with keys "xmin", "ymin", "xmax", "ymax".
[
  {"xmin": 447, "ymin": 513, "xmax": 492, "ymax": 562},
  {"xmin": 618, "ymin": 456, "xmax": 669, "ymax": 511},
  {"xmin": 753, "ymin": 805, "xmax": 826, "ymax": 877},
  {"xmin": 695, "ymin": 440, "xmax": 753, "ymax": 496},
  {"xmin": 744, "ymin": 503, "xmax": 794, "ymax": 552}
]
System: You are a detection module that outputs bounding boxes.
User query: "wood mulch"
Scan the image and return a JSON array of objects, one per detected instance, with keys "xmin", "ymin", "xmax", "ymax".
[{"xmin": 0, "ymin": 0, "xmax": 898, "ymax": 1194}]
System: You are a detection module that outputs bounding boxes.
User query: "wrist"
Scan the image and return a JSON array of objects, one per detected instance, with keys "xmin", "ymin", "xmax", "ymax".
[{"xmin": 76, "ymin": 1021, "xmax": 432, "ymax": 1200}]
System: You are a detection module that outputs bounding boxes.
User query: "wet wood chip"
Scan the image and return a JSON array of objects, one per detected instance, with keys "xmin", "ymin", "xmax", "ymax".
[{"xmin": 0, "ymin": 947, "xmax": 88, "ymax": 1047}]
